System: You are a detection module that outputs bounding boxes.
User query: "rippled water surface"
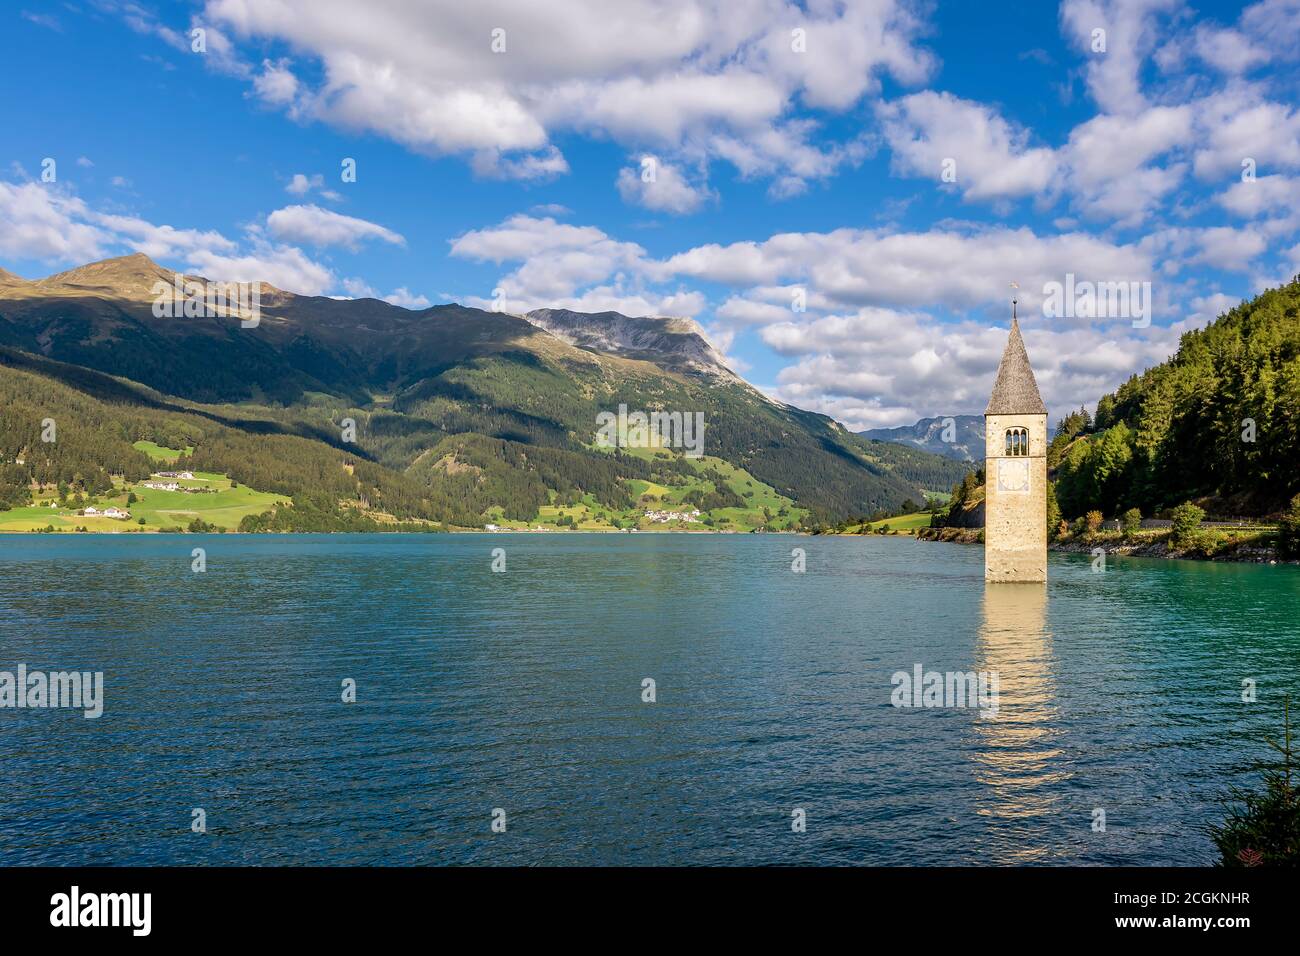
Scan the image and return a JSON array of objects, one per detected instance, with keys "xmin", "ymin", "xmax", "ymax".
[{"xmin": 2, "ymin": 533, "xmax": 1298, "ymax": 865}]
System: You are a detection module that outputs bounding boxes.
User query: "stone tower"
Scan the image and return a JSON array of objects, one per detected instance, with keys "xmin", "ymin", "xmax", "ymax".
[{"xmin": 984, "ymin": 309, "xmax": 1047, "ymax": 582}]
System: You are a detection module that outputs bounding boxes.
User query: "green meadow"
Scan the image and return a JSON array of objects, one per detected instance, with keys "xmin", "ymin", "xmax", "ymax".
[
  {"xmin": 131, "ymin": 440, "xmax": 194, "ymax": 463},
  {"xmin": 0, "ymin": 471, "xmax": 283, "ymax": 532},
  {"xmin": 833, "ymin": 511, "xmax": 935, "ymax": 535},
  {"xmin": 486, "ymin": 447, "xmax": 807, "ymax": 531}
]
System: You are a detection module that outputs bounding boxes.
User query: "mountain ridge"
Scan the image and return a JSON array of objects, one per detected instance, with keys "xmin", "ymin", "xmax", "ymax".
[
  {"xmin": 859, "ymin": 415, "xmax": 985, "ymax": 461},
  {"xmin": 1, "ymin": 253, "xmax": 973, "ymax": 526}
]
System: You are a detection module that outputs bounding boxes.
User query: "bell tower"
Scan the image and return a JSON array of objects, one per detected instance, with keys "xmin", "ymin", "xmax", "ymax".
[{"xmin": 984, "ymin": 302, "xmax": 1048, "ymax": 582}]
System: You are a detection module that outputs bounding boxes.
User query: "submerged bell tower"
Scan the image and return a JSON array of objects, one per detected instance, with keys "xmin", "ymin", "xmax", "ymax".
[{"xmin": 984, "ymin": 301, "xmax": 1048, "ymax": 582}]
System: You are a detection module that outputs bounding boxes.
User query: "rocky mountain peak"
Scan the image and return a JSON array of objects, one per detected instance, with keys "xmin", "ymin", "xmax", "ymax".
[{"xmin": 523, "ymin": 307, "xmax": 737, "ymax": 380}]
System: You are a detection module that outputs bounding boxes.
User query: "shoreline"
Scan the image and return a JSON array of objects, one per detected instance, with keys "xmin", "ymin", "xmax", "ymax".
[
  {"xmin": 912, "ymin": 525, "xmax": 1292, "ymax": 566},
  {"xmin": 0, "ymin": 527, "xmax": 808, "ymax": 536}
]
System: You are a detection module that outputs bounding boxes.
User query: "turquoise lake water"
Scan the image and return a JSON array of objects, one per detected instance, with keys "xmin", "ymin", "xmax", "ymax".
[{"xmin": 1, "ymin": 533, "xmax": 1298, "ymax": 865}]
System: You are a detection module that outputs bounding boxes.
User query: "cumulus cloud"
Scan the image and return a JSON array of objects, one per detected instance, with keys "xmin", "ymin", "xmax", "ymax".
[
  {"xmin": 0, "ymin": 178, "xmax": 344, "ymax": 297},
  {"xmin": 253, "ymin": 58, "xmax": 301, "ymax": 106},
  {"xmin": 1218, "ymin": 174, "xmax": 1296, "ymax": 216},
  {"xmin": 764, "ymin": 307, "xmax": 1190, "ymax": 430},
  {"xmin": 199, "ymin": 0, "xmax": 934, "ymax": 192},
  {"xmin": 286, "ymin": 173, "xmax": 321, "ymax": 196},
  {"xmin": 1192, "ymin": 25, "xmax": 1269, "ymax": 74},
  {"xmin": 661, "ymin": 224, "xmax": 1154, "ymax": 316},
  {"xmin": 1191, "ymin": 91, "xmax": 1300, "ymax": 179},
  {"xmin": 1060, "ymin": 0, "xmax": 1182, "ymax": 115},
  {"xmin": 0, "ymin": 182, "xmax": 107, "ymax": 262},
  {"xmin": 448, "ymin": 213, "xmax": 716, "ymax": 317},
  {"xmin": 450, "ymin": 214, "xmax": 654, "ymax": 310},
  {"xmin": 877, "ymin": 91, "xmax": 1060, "ymax": 201},
  {"xmin": 616, "ymin": 158, "xmax": 712, "ymax": 214},
  {"xmin": 187, "ymin": 242, "xmax": 337, "ymax": 295},
  {"xmin": 471, "ymin": 145, "xmax": 569, "ymax": 181},
  {"xmin": 382, "ymin": 286, "xmax": 432, "ymax": 309},
  {"xmin": 266, "ymin": 204, "xmax": 405, "ymax": 249},
  {"xmin": 1064, "ymin": 105, "xmax": 1193, "ymax": 225}
]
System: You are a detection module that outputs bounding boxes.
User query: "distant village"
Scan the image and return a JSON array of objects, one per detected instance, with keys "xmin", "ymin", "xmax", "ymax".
[
  {"xmin": 643, "ymin": 508, "xmax": 702, "ymax": 524},
  {"xmin": 483, "ymin": 507, "xmax": 703, "ymax": 531},
  {"xmin": 77, "ymin": 471, "xmax": 211, "ymax": 520}
]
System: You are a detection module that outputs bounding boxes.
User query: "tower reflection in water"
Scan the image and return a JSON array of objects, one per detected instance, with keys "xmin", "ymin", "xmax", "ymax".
[{"xmin": 974, "ymin": 583, "xmax": 1070, "ymax": 862}]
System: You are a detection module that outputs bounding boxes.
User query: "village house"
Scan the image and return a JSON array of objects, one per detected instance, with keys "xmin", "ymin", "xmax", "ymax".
[
  {"xmin": 153, "ymin": 471, "xmax": 195, "ymax": 480},
  {"xmin": 643, "ymin": 508, "xmax": 703, "ymax": 524},
  {"xmin": 81, "ymin": 506, "xmax": 131, "ymax": 520}
]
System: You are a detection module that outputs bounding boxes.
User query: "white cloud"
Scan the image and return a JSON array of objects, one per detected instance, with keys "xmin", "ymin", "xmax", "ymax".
[
  {"xmin": 266, "ymin": 204, "xmax": 405, "ymax": 249},
  {"xmin": 253, "ymin": 58, "xmax": 300, "ymax": 106},
  {"xmin": 877, "ymin": 91, "xmax": 1060, "ymax": 201},
  {"xmin": 338, "ymin": 278, "xmax": 430, "ymax": 308},
  {"xmin": 1064, "ymin": 105, "xmax": 1193, "ymax": 224},
  {"xmin": 470, "ymin": 146, "xmax": 569, "ymax": 181},
  {"xmin": 201, "ymin": 0, "xmax": 934, "ymax": 191},
  {"xmin": 89, "ymin": 212, "xmax": 237, "ymax": 261},
  {"xmin": 1187, "ymin": 291, "xmax": 1241, "ymax": 323},
  {"xmin": 0, "ymin": 178, "xmax": 339, "ymax": 297},
  {"xmin": 451, "ymin": 214, "xmax": 651, "ymax": 306},
  {"xmin": 765, "ymin": 307, "xmax": 1188, "ymax": 429},
  {"xmin": 187, "ymin": 242, "xmax": 336, "ymax": 295},
  {"xmin": 616, "ymin": 158, "xmax": 712, "ymax": 214},
  {"xmin": 383, "ymin": 286, "xmax": 432, "ymax": 309},
  {"xmin": 0, "ymin": 182, "xmax": 106, "ymax": 262},
  {"xmin": 1190, "ymin": 225, "xmax": 1269, "ymax": 272},
  {"xmin": 1218, "ymin": 174, "xmax": 1300, "ymax": 218},
  {"xmin": 286, "ymin": 173, "xmax": 323, "ymax": 196},
  {"xmin": 447, "ymin": 213, "xmax": 718, "ymax": 317},
  {"xmin": 1192, "ymin": 25, "xmax": 1269, "ymax": 74},
  {"xmin": 662, "ymin": 224, "xmax": 1153, "ymax": 316},
  {"xmin": 1239, "ymin": 0, "xmax": 1300, "ymax": 61},
  {"xmin": 1059, "ymin": 0, "xmax": 1182, "ymax": 115},
  {"xmin": 1191, "ymin": 91, "xmax": 1300, "ymax": 179}
]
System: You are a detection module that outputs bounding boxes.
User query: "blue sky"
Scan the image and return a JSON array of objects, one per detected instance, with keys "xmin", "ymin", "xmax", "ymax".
[{"xmin": 3, "ymin": 0, "xmax": 1299, "ymax": 428}]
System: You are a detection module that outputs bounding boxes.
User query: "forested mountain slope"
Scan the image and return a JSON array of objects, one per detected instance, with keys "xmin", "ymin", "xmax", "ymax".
[{"xmin": 1, "ymin": 255, "xmax": 971, "ymax": 527}]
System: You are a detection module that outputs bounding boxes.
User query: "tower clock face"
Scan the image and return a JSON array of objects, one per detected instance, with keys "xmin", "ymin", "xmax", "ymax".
[{"xmin": 997, "ymin": 458, "xmax": 1030, "ymax": 493}]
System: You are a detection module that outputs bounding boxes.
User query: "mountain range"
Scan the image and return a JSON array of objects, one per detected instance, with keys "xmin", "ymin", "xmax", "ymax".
[
  {"xmin": 858, "ymin": 415, "xmax": 986, "ymax": 462},
  {"xmin": 0, "ymin": 254, "xmax": 971, "ymax": 530}
]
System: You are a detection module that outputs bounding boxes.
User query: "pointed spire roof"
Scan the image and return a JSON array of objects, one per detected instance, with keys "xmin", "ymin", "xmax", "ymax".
[{"xmin": 985, "ymin": 316, "xmax": 1047, "ymax": 415}]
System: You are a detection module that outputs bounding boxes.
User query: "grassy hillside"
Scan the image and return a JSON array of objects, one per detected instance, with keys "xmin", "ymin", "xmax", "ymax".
[
  {"xmin": 0, "ymin": 349, "xmax": 817, "ymax": 531},
  {"xmin": 0, "ymin": 471, "xmax": 283, "ymax": 532}
]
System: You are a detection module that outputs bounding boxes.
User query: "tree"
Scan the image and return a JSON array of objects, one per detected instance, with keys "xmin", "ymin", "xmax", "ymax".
[
  {"xmin": 1122, "ymin": 507, "xmax": 1142, "ymax": 534},
  {"xmin": 1279, "ymin": 494, "xmax": 1300, "ymax": 558},
  {"xmin": 1046, "ymin": 482, "xmax": 1062, "ymax": 537},
  {"xmin": 1211, "ymin": 698, "xmax": 1300, "ymax": 867},
  {"xmin": 1094, "ymin": 393, "xmax": 1116, "ymax": 430},
  {"xmin": 1170, "ymin": 501, "xmax": 1206, "ymax": 547},
  {"xmin": 1085, "ymin": 510, "xmax": 1104, "ymax": 533}
]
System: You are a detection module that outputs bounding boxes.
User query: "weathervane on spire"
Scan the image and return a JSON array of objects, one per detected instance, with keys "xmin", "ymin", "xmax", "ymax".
[{"xmin": 1010, "ymin": 281, "xmax": 1019, "ymax": 320}]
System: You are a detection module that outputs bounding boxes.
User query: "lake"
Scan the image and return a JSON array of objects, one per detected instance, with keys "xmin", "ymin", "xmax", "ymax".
[{"xmin": 1, "ymin": 533, "xmax": 1297, "ymax": 865}]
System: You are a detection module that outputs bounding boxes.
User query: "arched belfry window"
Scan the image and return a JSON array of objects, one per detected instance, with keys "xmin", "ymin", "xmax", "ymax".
[{"xmin": 1004, "ymin": 427, "xmax": 1029, "ymax": 457}]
